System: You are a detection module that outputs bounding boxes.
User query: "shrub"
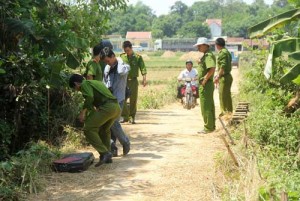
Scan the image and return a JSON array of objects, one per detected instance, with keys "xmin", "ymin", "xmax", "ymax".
[{"xmin": 0, "ymin": 141, "xmax": 59, "ymax": 200}]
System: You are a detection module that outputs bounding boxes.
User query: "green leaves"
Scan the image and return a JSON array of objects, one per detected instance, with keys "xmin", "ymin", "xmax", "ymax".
[
  {"xmin": 0, "ymin": 69, "xmax": 6, "ymax": 74},
  {"xmin": 248, "ymin": 8, "xmax": 300, "ymax": 39},
  {"xmin": 280, "ymin": 63, "xmax": 300, "ymax": 84}
]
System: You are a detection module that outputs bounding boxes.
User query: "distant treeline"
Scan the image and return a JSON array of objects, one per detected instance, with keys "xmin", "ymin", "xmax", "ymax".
[{"xmin": 107, "ymin": 0, "xmax": 293, "ymax": 38}]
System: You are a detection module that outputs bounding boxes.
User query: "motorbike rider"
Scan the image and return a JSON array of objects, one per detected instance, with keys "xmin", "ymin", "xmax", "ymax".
[{"xmin": 177, "ymin": 60, "xmax": 199, "ymax": 99}]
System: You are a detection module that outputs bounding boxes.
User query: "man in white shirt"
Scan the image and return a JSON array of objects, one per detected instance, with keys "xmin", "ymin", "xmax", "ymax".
[
  {"xmin": 101, "ymin": 47, "xmax": 131, "ymax": 156},
  {"xmin": 177, "ymin": 60, "xmax": 199, "ymax": 98}
]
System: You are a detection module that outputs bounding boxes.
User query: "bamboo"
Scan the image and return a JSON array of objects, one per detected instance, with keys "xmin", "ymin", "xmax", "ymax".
[
  {"xmin": 219, "ymin": 117, "xmax": 235, "ymax": 145},
  {"xmin": 220, "ymin": 135, "xmax": 239, "ymax": 167}
]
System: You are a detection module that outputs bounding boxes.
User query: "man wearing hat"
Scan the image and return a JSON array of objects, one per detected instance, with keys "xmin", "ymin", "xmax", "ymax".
[
  {"xmin": 214, "ymin": 38, "xmax": 233, "ymax": 116},
  {"xmin": 193, "ymin": 37, "xmax": 216, "ymax": 134}
]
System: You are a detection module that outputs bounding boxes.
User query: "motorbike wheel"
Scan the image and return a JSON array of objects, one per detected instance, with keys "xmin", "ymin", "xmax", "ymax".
[{"xmin": 186, "ymin": 93, "xmax": 192, "ymax": 110}]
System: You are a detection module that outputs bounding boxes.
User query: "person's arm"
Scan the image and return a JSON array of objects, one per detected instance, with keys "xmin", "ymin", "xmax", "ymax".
[
  {"xmin": 117, "ymin": 58, "xmax": 130, "ymax": 76},
  {"xmin": 86, "ymin": 60, "xmax": 98, "ymax": 80},
  {"xmin": 142, "ymin": 74, "xmax": 147, "ymax": 87},
  {"xmin": 201, "ymin": 54, "xmax": 216, "ymax": 86},
  {"xmin": 214, "ymin": 68, "xmax": 224, "ymax": 84},
  {"xmin": 79, "ymin": 82, "xmax": 94, "ymax": 122},
  {"xmin": 193, "ymin": 69, "xmax": 199, "ymax": 81},
  {"xmin": 214, "ymin": 51, "xmax": 226, "ymax": 83},
  {"xmin": 178, "ymin": 71, "xmax": 184, "ymax": 81},
  {"xmin": 139, "ymin": 56, "xmax": 147, "ymax": 87},
  {"xmin": 202, "ymin": 68, "xmax": 215, "ymax": 86}
]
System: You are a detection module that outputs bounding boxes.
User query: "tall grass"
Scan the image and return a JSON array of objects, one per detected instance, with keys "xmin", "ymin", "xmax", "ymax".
[
  {"xmin": 138, "ymin": 78, "xmax": 178, "ymax": 109},
  {"xmin": 215, "ymin": 50, "xmax": 300, "ymax": 200}
]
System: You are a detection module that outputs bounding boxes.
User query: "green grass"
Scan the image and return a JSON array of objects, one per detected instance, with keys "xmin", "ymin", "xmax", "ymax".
[{"xmin": 145, "ymin": 53, "xmax": 185, "ymax": 68}]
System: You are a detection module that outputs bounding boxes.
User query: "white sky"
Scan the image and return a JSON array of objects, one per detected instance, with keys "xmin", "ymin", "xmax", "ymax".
[{"xmin": 127, "ymin": 0, "xmax": 274, "ymax": 16}]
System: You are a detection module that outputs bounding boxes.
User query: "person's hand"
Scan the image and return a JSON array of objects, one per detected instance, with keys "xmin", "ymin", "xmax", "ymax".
[
  {"xmin": 143, "ymin": 76, "xmax": 147, "ymax": 87},
  {"xmin": 213, "ymin": 75, "xmax": 219, "ymax": 84},
  {"xmin": 201, "ymin": 79, "xmax": 207, "ymax": 87},
  {"xmin": 79, "ymin": 110, "xmax": 86, "ymax": 123}
]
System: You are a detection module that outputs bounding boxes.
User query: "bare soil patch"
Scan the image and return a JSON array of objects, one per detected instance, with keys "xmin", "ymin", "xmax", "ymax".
[
  {"xmin": 179, "ymin": 51, "xmax": 203, "ymax": 62},
  {"xmin": 161, "ymin": 51, "xmax": 176, "ymax": 58}
]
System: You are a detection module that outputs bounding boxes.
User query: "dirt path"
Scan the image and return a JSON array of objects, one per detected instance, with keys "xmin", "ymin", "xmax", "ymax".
[{"xmin": 28, "ymin": 68, "xmax": 239, "ymax": 201}]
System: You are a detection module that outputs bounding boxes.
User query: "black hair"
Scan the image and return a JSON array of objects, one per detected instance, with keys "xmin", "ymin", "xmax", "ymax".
[
  {"xmin": 122, "ymin": 40, "xmax": 132, "ymax": 49},
  {"xmin": 93, "ymin": 44, "xmax": 102, "ymax": 56},
  {"xmin": 93, "ymin": 40, "xmax": 113, "ymax": 56},
  {"xmin": 69, "ymin": 74, "xmax": 84, "ymax": 88},
  {"xmin": 100, "ymin": 47, "xmax": 115, "ymax": 60},
  {"xmin": 215, "ymin": 38, "xmax": 226, "ymax": 47}
]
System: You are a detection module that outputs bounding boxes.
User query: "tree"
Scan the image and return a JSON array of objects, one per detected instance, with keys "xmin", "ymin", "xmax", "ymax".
[
  {"xmin": 248, "ymin": 8, "xmax": 300, "ymax": 113},
  {"xmin": 107, "ymin": 2, "xmax": 155, "ymax": 36},
  {"xmin": 0, "ymin": 0, "xmax": 127, "ymax": 157},
  {"xmin": 170, "ymin": 1, "xmax": 188, "ymax": 16},
  {"xmin": 177, "ymin": 21, "xmax": 211, "ymax": 38}
]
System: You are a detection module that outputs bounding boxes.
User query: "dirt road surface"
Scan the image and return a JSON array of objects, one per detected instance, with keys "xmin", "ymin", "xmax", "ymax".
[{"xmin": 28, "ymin": 68, "xmax": 239, "ymax": 201}]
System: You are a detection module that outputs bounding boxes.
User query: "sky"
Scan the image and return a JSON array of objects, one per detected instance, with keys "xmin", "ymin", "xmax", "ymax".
[{"xmin": 127, "ymin": 0, "xmax": 274, "ymax": 16}]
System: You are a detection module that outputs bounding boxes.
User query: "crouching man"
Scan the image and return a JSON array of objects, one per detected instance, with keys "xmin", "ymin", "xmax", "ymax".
[{"xmin": 69, "ymin": 74, "xmax": 121, "ymax": 167}]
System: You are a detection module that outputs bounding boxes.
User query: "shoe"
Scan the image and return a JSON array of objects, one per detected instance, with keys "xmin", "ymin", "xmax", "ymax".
[
  {"xmin": 119, "ymin": 118, "xmax": 129, "ymax": 123},
  {"xmin": 197, "ymin": 129, "xmax": 214, "ymax": 134},
  {"xmin": 130, "ymin": 117, "xmax": 136, "ymax": 124},
  {"xmin": 197, "ymin": 129, "xmax": 208, "ymax": 134},
  {"xmin": 111, "ymin": 142, "xmax": 118, "ymax": 157},
  {"xmin": 95, "ymin": 152, "xmax": 112, "ymax": 167},
  {"xmin": 123, "ymin": 142, "xmax": 130, "ymax": 155}
]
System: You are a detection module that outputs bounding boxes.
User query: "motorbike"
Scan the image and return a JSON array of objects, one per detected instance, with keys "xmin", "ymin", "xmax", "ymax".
[{"xmin": 180, "ymin": 77, "xmax": 197, "ymax": 110}]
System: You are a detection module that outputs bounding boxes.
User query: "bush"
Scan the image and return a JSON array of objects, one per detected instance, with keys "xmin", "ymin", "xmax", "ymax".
[
  {"xmin": 0, "ymin": 142, "xmax": 59, "ymax": 200},
  {"xmin": 222, "ymin": 50, "xmax": 300, "ymax": 200}
]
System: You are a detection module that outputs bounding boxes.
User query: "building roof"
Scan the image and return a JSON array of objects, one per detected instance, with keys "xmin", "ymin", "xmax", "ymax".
[
  {"xmin": 243, "ymin": 39, "xmax": 269, "ymax": 47},
  {"xmin": 126, "ymin": 32, "xmax": 152, "ymax": 39},
  {"xmin": 225, "ymin": 37, "xmax": 269, "ymax": 47},
  {"xmin": 227, "ymin": 37, "xmax": 244, "ymax": 44},
  {"xmin": 205, "ymin": 19, "xmax": 222, "ymax": 27}
]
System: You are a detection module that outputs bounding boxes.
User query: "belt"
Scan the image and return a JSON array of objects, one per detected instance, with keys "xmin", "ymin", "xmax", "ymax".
[{"xmin": 128, "ymin": 77, "xmax": 137, "ymax": 81}]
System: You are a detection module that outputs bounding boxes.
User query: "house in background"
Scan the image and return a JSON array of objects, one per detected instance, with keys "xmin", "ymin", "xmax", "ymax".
[
  {"xmin": 126, "ymin": 32, "xmax": 153, "ymax": 51},
  {"xmin": 205, "ymin": 19, "xmax": 222, "ymax": 38}
]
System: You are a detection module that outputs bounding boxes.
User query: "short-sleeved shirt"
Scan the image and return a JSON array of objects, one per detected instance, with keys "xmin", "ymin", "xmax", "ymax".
[
  {"xmin": 217, "ymin": 48, "xmax": 232, "ymax": 75},
  {"xmin": 85, "ymin": 59, "xmax": 102, "ymax": 81},
  {"xmin": 80, "ymin": 80, "xmax": 116, "ymax": 110},
  {"xmin": 197, "ymin": 50, "xmax": 216, "ymax": 81},
  {"xmin": 120, "ymin": 52, "xmax": 147, "ymax": 79},
  {"xmin": 178, "ymin": 68, "xmax": 199, "ymax": 86}
]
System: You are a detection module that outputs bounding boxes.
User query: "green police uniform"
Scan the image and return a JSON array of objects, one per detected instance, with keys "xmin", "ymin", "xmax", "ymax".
[
  {"xmin": 217, "ymin": 48, "xmax": 233, "ymax": 114},
  {"xmin": 81, "ymin": 80, "xmax": 121, "ymax": 154},
  {"xmin": 85, "ymin": 59, "xmax": 103, "ymax": 81},
  {"xmin": 198, "ymin": 50, "xmax": 216, "ymax": 132},
  {"xmin": 120, "ymin": 52, "xmax": 147, "ymax": 121},
  {"xmin": 99, "ymin": 60, "xmax": 106, "ymax": 78}
]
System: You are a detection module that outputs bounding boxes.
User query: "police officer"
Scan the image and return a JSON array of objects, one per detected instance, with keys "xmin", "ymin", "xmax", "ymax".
[
  {"xmin": 214, "ymin": 38, "xmax": 233, "ymax": 116},
  {"xmin": 69, "ymin": 74, "xmax": 121, "ymax": 167},
  {"xmin": 84, "ymin": 45, "xmax": 103, "ymax": 81},
  {"xmin": 193, "ymin": 37, "xmax": 216, "ymax": 134},
  {"xmin": 120, "ymin": 41, "xmax": 147, "ymax": 124},
  {"xmin": 85, "ymin": 40, "xmax": 114, "ymax": 81}
]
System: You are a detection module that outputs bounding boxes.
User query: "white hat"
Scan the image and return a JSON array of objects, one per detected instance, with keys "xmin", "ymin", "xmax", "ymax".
[{"xmin": 193, "ymin": 37, "xmax": 210, "ymax": 47}]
